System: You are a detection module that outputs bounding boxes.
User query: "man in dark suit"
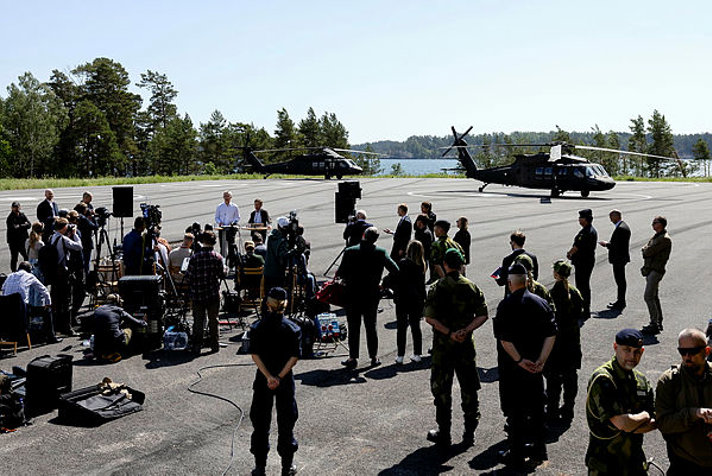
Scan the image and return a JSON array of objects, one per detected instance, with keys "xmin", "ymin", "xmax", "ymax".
[
  {"xmin": 384, "ymin": 203, "xmax": 412, "ymax": 261},
  {"xmin": 342, "ymin": 209, "xmax": 372, "ymax": 247},
  {"xmin": 598, "ymin": 209, "xmax": 631, "ymax": 311},
  {"xmin": 247, "ymin": 198, "xmax": 271, "ymax": 242},
  {"xmin": 495, "ymin": 230, "xmax": 539, "ymax": 297},
  {"xmin": 337, "ymin": 227, "xmax": 399, "ymax": 368},
  {"xmin": 36, "ymin": 189, "xmax": 59, "ymax": 242}
]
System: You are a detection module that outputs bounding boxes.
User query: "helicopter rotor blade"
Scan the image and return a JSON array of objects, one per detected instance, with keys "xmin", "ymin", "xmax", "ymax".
[
  {"xmin": 331, "ymin": 148, "xmax": 384, "ymax": 156},
  {"xmin": 573, "ymin": 145, "xmax": 677, "ymax": 161}
]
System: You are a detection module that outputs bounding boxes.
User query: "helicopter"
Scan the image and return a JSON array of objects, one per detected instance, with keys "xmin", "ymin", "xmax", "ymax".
[
  {"xmin": 443, "ymin": 126, "xmax": 682, "ymax": 198},
  {"xmin": 245, "ymin": 146, "xmax": 375, "ymax": 179}
]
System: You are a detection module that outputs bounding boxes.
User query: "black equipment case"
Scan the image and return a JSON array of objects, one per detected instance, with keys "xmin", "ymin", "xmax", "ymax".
[
  {"xmin": 25, "ymin": 354, "xmax": 73, "ymax": 415},
  {"xmin": 58, "ymin": 385, "xmax": 145, "ymax": 426}
]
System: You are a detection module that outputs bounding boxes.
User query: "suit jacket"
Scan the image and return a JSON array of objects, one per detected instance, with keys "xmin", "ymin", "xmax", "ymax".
[
  {"xmin": 337, "ymin": 241, "xmax": 399, "ymax": 301},
  {"xmin": 36, "ymin": 199, "xmax": 58, "ymax": 224},
  {"xmin": 248, "ymin": 209, "xmax": 270, "ymax": 226},
  {"xmin": 606, "ymin": 221, "xmax": 631, "ymax": 265},
  {"xmin": 343, "ymin": 219, "xmax": 372, "ymax": 247},
  {"xmin": 391, "ymin": 215, "xmax": 412, "ymax": 259},
  {"xmin": 496, "ymin": 248, "xmax": 539, "ymax": 288}
]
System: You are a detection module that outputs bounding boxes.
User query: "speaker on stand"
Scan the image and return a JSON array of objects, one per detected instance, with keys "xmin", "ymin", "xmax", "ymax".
[{"xmin": 112, "ymin": 186, "xmax": 134, "ymax": 239}]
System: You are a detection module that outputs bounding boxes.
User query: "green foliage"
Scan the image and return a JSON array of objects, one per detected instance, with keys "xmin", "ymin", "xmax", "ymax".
[
  {"xmin": 351, "ymin": 144, "xmax": 382, "ymax": 175},
  {"xmin": 647, "ymin": 109, "xmax": 675, "ymax": 178},
  {"xmin": 318, "ymin": 111, "xmax": 349, "ymax": 148},
  {"xmin": 298, "ymin": 107, "xmax": 320, "ymax": 148},
  {"xmin": 273, "ymin": 108, "xmax": 298, "ymax": 160},
  {"xmin": 692, "ymin": 138, "xmax": 711, "ymax": 176},
  {"xmin": 2, "ymin": 72, "xmax": 68, "ymax": 177},
  {"xmin": 199, "ymin": 110, "xmax": 231, "ymax": 172},
  {"xmin": 73, "ymin": 99, "xmax": 121, "ymax": 176},
  {"xmin": 136, "ymin": 70, "xmax": 178, "ymax": 130},
  {"xmin": 390, "ymin": 162, "xmax": 404, "ymax": 176}
]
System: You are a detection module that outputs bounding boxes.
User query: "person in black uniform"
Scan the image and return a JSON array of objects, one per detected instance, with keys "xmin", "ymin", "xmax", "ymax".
[
  {"xmin": 384, "ymin": 203, "xmax": 412, "ymax": 261},
  {"xmin": 92, "ymin": 294, "xmax": 147, "ymax": 360},
  {"xmin": 420, "ymin": 201, "xmax": 436, "ymax": 232},
  {"xmin": 598, "ymin": 209, "xmax": 631, "ymax": 311},
  {"xmin": 6, "ymin": 201, "xmax": 31, "ymax": 272},
  {"xmin": 494, "ymin": 263, "xmax": 557, "ymax": 468},
  {"xmin": 249, "ymin": 287, "xmax": 301, "ymax": 476},
  {"xmin": 495, "ymin": 230, "xmax": 539, "ymax": 297},
  {"xmin": 342, "ymin": 210, "xmax": 372, "ymax": 247},
  {"xmin": 337, "ymin": 227, "xmax": 399, "ymax": 368},
  {"xmin": 453, "ymin": 216, "xmax": 471, "ymax": 270},
  {"xmin": 567, "ymin": 209, "xmax": 597, "ymax": 316}
]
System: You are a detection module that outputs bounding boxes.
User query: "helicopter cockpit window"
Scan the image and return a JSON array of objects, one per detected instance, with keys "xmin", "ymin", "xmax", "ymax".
[
  {"xmin": 345, "ymin": 159, "xmax": 357, "ymax": 168},
  {"xmin": 585, "ymin": 166, "xmax": 595, "ymax": 178},
  {"xmin": 594, "ymin": 165, "xmax": 608, "ymax": 176},
  {"xmin": 573, "ymin": 167, "xmax": 585, "ymax": 178}
]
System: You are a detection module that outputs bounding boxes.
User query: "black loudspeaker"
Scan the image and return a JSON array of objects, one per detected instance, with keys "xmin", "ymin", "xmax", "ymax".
[
  {"xmin": 112, "ymin": 186, "xmax": 134, "ymax": 217},
  {"xmin": 118, "ymin": 275, "xmax": 162, "ymax": 311},
  {"xmin": 335, "ymin": 192, "xmax": 356, "ymax": 224},
  {"xmin": 338, "ymin": 180, "xmax": 361, "ymax": 199}
]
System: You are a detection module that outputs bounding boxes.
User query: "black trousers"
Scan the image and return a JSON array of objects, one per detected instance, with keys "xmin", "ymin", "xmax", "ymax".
[
  {"xmin": 505, "ymin": 366, "xmax": 546, "ymax": 455},
  {"xmin": 8, "ymin": 241, "xmax": 28, "ymax": 272},
  {"xmin": 51, "ymin": 269, "xmax": 72, "ymax": 333},
  {"xmin": 575, "ymin": 262, "xmax": 594, "ymax": 314},
  {"xmin": 544, "ymin": 367, "xmax": 578, "ymax": 416},
  {"xmin": 395, "ymin": 302, "xmax": 422, "ymax": 356},
  {"xmin": 612, "ymin": 262, "xmax": 627, "ymax": 305},
  {"xmin": 346, "ymin": 298, "xmax": 379, "ymax": 359},
  {"xmin": 250, "ymin": 372, "xmax": 298, "ymax": 466}
]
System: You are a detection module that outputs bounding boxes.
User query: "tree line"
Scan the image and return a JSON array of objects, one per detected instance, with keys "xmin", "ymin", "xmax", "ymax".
[
  {"xmin": 0, "ymin": 57, "xmax": 351, "ymax": 178},
  {"xmin": 1, "ymin": 57, "xmax": 710, "ymax": 179}
]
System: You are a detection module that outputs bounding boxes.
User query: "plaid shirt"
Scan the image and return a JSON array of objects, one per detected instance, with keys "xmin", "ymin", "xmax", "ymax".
[
  {"xmin": 1, "ymin": 269, "xmax": 51, "ymax": 306},
  {"xmin": 185, "ymin": 247, "xmax": 225, "ymax": 302}
]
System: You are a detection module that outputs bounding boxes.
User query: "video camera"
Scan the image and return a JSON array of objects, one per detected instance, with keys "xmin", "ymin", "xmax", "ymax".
[
  {"xmin": 94, "ymin": 207, "xmax": 112, "ymax": 228},
  {"xmin": 285, "ymin": 210, "xmax": 300, "ymax": 248},
  {"xmin": 140, "ymin": 203, "xmax": 162, "ymax": 230}
]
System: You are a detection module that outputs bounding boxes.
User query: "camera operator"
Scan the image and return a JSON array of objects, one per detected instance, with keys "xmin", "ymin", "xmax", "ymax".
[
  {"xmin": 92, "ymin": 293, "xmax": 147, "ymax": 361},
  {"xmin": 49, "ymin": 217, "xmax": 83, "ymax": 336},
  {"xmin": 215, "ymin": 190, "xmax": 240, "ymax": 258},
  {"xmin": 73, "ymin": 202, "xmax": 98, "ymax": 273},
  {"xmin": 81, "ymin": 191, "xmax": 94, "ymax": 212},
  {"xmin": 122, "ymin": 217, "xmax": 152, "ymax": 275},
  {"xmin": 264, "ymin": 217, "xmax": 292, "ymax": 292},
  {"xmin": 343, "ymin": 210, "xmax": 372, "ymax": 247}
]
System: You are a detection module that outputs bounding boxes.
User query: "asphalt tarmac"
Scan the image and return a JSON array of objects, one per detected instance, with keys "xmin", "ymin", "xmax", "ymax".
[{"xmin": 1, "ymin": 178, "xmax": 710, "ymax": 475}]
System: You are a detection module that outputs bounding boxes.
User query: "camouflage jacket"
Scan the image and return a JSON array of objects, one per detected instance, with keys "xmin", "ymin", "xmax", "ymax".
[
  {"xmin": 585, "ymin": 357, "xmax": 654, "ymax": 474},
  {"xmin": 424, "ymin": 271, "xmax": 487, "ymax": 356},
  {"xmin": 430, "ymin": 235, "xmax": 463, "ymax": 267}
]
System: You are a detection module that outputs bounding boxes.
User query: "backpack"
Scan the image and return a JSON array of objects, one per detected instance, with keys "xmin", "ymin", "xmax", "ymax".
[{"xmin": 38, "ymin": 236, "xmax": 62, "ymax": 285}]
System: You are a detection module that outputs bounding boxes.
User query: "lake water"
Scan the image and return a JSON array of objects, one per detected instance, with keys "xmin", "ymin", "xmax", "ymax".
[{"xmin": 376, "ymin": 158, "xmax": 460, "ymax": 176}]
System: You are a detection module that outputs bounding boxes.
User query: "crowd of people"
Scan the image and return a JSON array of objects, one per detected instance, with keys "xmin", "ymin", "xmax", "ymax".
[{"xmin": 2, "ymin": 190, "xmax": 711, "ymax": 475}]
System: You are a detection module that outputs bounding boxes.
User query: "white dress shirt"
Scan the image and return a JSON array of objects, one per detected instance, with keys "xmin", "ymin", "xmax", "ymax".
[{"xmin": 215, "ymin": 202, "xmax": 241, "ymax": 226}]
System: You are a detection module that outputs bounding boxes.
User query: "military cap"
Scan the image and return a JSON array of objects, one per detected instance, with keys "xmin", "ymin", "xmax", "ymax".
[
  {"xmin": 11, "ymin": 201, "xmax": 20, "ymax": 208},
  {"xmin": 578, "ymin": 208, "xmax": 593, "ymax": 220},
  {"xmin": 433, "ymin": 219, "xmax": 451, "ymax": 232},
  {"xmin": 267, "ymin": 287, "xmax": 288, "ymax": 301},
  {"xmin": 615, "ymin": 328, "xmax": 644, "ymax": 348},
  {"xmin": 444, "ymin": 248, "xmax": 464, "ymax": 268},
  {"xmin": 553, "ymin": 259, "xmax": 572, "ymax": 278},
  {"xmin": 508, "ymin": 263, "xmax": 528, "ymax": 276}
]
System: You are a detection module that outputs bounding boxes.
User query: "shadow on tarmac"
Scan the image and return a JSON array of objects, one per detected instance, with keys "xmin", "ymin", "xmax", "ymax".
[
  {"xmin": 593, "ymin": 308, "xmax": 623, "ymax": 319},
  {"xmin": 295, "ymin": 368, "xmax": 367, "ymax": 387},
  {"xmin": 144, "ymin": 349, "xmax": 195, "ymax": 369},
  {"xmin": 378, "ymin": 441, "xmax": 473, "ymax": 475}
]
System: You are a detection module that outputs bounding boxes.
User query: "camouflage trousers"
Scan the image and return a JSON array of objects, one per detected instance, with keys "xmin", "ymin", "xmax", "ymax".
[{"xmin": 430, "ymin": 349, "xmax": 481, "ymax": 433}]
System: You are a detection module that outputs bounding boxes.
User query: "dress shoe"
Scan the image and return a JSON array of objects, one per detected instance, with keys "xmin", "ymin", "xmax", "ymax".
[
  {"xmin": 281, "ymin": 464, "xmax": 297, "ymax": 476},
  {"xmin": 641, "ymin": 324, "xmax": 660, "ymax": 335},
  {"xmin": 251, "ymin": 466, "xmax": 266, "ymax": 476},
  {"xmin": 395, "ymin": 356, "xmax": 404, "ymax": 365},
  {"xmin": 525, "ymin": 444, "xmax": 548, "ymax": 463},
  {"xmin": 426, "ymin": 429, "xmax": 451, "ymax": 447},
  {"xmin": 341, "ymin": 358, "xmax": 357, "ymax": 369},
  {"xmin": 370, "ymin": 357, "xmax": 381, "ymax": 367},
  {"xmin": 410, "ymin": 354, "xmax": 422, "ymax": 363},
  {"xmin": 498, "ymin": 449, "xmax": 525, "ymax": 468}
]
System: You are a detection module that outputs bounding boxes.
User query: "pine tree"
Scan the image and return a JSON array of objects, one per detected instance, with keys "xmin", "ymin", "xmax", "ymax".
[
  {"xmin": 318, "ymin": 112, "xmax": 349, "ymax": 148},
  {"xmin": 298, "ymin": 107, "xmax": 320, "ymax": 148},
  {"xmin": 136, "ymin": 70, "xmax": 178, "ymax": 130},
  {"xmin": 647, "ymin": 110, "xmax": 675, "ymax": 178},
  {"xmin": 628, "ymin": 115, "xmax": 647, "ymax": 177},
  {"xmin": 199, "ymin": 110, "xmax": 230, "ymax": 172},
  {"xmin": 692, "ymin": 138, "xmax": 711, "ymax": 176}
]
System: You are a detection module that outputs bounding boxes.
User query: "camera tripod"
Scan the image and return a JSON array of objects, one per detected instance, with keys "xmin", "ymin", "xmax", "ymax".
[{"xmin": 324, "ymin": 240, "xmax": 348, "ymax": 278}]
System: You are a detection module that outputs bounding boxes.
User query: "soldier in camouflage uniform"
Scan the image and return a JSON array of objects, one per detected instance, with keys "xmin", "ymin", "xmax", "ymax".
[
  {"xmin": 514, "ymin": 253, "xmax": 555, "ymax": 310},
  {"xmin": 429, "ymin": 220, "xmax": 464, "ymax": 281},
  {"xmin": 585, "ymin": 329, "xmax": 656, "ymax": 475},
  {"xmin": 424, "ymin": 249, "xmax": 488, "ymax": 447}
]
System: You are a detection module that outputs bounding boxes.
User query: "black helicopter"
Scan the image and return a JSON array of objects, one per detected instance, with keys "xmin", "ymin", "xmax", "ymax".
[
  {"xmin": 443, "ymin": 126, "xmax": 679, "ymax": 198},
  {"xmin": 245, "ymin": 146, "xmax": 374, "ymax": 179}
]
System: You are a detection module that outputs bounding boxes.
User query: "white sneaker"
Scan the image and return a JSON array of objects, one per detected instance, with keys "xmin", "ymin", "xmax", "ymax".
[
  {"xmin": 395, "ymin": 356, "xmax": 404, "ymax": 365},
  {"xmin": 410, "ymin": 354, "xmax": 422, "ymax": 363}
]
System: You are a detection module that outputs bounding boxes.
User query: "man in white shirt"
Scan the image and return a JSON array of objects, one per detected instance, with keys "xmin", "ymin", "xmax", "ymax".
[
  {"xmin": 2, "ymin": 261, "xmax": 60, "ymax": 343},
  {"xmin": 215, "ymin": 190, "xmax": 241, "ymax": 258}
]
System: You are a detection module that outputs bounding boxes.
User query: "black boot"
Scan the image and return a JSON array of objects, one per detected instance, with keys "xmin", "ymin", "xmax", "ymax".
[
  {"xmin": 462, "ymin": 418, "xmax": 479, "ymax": 446},
  {"xmin": 426, "ymin": 428, "xmax": 451, "ymax": 447}
]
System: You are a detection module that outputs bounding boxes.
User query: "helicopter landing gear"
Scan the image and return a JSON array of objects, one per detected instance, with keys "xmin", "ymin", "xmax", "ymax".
[
  {"xmin": 478, "ymin": 183, "xmax": 489, "ymax": 193},
  {"xmin": 581, "ymin": 190, "xmax": 590, "ymax": 198},
  {"xmin": 550, "ymin": 188, "xmax": 561, "ymax": 198},
  {"xmin": 337, "ymin": 175, "xmax": 343, "ymax": 179}
]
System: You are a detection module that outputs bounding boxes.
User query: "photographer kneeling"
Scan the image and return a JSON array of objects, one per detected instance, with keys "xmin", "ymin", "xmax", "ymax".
[{"xmin": 93, "ymin": 294, "xmax": 147, "ymax": 362}]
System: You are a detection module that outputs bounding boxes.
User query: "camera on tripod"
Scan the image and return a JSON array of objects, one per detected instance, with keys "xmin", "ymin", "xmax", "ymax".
[
  {"xmin": 140, "ymin": 203, "xmax": 162, "ymax": 229},
  {"xmin": 94, "ymin": 207, "xmax": 113, "ymax": 228}
]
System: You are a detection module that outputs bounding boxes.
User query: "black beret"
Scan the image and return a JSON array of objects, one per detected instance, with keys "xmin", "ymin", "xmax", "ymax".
[
  {"xmin": 267, "ymin": 287, "xmax": 288, "ymax": 301},
  {"xmin": 434, "ymin": 220, "xmax": 450, "ymax": 232},
  {"xmin": 578, "ymin": 209, "xmax": 593, "ymax": 219},
  {"xmin": 508, "ymin": 263, "xmax": 528, "ymax": 276},
  {"xmin": 444, "ymin": 248, "xmax": 464, "ymax": 268},
  {"xmin": 615, "ymin": 328, "xmax": 643, "ymax": 348}
]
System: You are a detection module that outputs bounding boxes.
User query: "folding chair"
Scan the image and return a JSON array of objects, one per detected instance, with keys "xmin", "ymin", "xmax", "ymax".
[
  {"xmin": 238, "ymin": 266, "xmax": 264, "ymax": 317},
  {"xmin": 0, "ymin": 293, "xmax": 32, "ymax": 355}
]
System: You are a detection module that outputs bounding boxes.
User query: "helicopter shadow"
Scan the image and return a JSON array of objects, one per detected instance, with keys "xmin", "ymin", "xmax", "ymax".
[{"xmin": 430, "ymin": 190, "xmax": 612, "ymax": 201}]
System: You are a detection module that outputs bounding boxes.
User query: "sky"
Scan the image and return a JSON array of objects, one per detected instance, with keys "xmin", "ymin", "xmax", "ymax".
[{"xmin": 1, "ymin": 1, "xmax": 711, "ymax": 144}]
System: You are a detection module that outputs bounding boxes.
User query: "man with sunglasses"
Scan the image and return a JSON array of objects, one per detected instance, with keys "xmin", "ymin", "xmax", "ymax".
[
  {"xmin": 641, "ymin": 216, "xmax": 672, "ymax": 335},
  {"xmin": 655, "ymin": 328, "xmax": 712, "ymax": 474},
  {"xmin": 585, "ymin": 328, "xmax": 656, "ymax": 475}
]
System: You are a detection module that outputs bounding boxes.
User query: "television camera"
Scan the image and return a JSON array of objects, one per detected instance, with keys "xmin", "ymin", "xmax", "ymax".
[
  {"xmin": 94, "ymin": 207, "xmax": 113, "ymax": 228},
  {"xmin": 140, "ymin": 203, "xmax": 162, "ymax": 229}
]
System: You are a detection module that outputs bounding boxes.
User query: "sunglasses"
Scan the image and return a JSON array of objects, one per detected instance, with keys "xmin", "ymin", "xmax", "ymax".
[{"xmin": 678, "ymin": 346, "xmax": 706, "ymax": 356}]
